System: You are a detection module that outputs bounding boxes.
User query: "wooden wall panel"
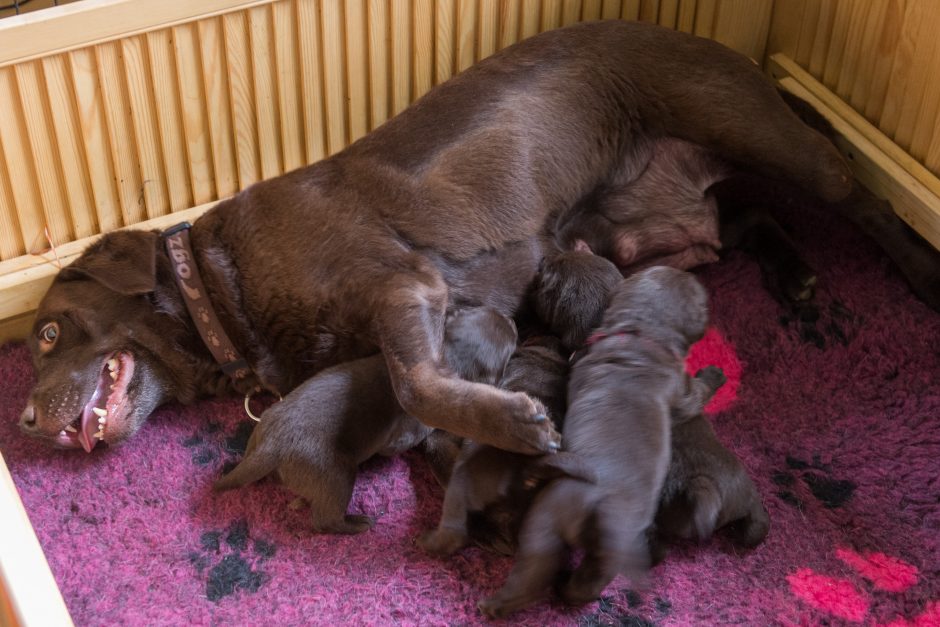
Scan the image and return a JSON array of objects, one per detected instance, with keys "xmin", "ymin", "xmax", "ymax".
[
  {"xmin": 768, "ymin": 0, "xmax": 940, "ymax": 181},
  {"xmin": 0, "ymin": 0, "xmax": 771, "ymax": 267}
]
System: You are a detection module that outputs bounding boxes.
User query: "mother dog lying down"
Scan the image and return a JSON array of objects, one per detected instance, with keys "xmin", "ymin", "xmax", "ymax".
[{"xmin": 18, "ymin": 20, "xmax": 850, "ymax": 453}]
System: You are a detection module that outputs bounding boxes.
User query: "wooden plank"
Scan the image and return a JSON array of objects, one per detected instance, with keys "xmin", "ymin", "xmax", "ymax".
[
  {"xmin": 120, "ymin": 35, "xmax": 170, "ymax": 219},
  {"xmin": 768, "ymin": 55, "xmax": 940, "ymax": 251},
  {"xmin": 0, "ymin": 311, "xmax": 34, "ymax": 344},
  {"xmin": 658, "ymin": 0, "xmax": 678, "ymax": 29},
  {"xmin": 196, "ymin": 17, "xmax": 239, "ymax": 197},
  {"xmin": 479, "ymin": 0, "xmax": 499, "ymax": 59},
  {"xmin": 498, "ymin": 0, "xmax": 521, "ymax": 50},
  {"xmin": 435, "ymin": 0, "xmax": 456, "ymax": 84},
  {"xmin": 601, "ymin": 0, "xmax": 621, "ymax": 20},
  {"xmin": 39, "ymin": 55, "xmax": 98, "ymax": 239},
  {"xmin": 412, "ymin": 0, "xmax": 434, "ymax": 98},
  {"xmin": 711, "ymin": 0, "xmax": 772, "ymax": 61},
  {"xmin": 0, "ymin": 451, "xmax": 74, "ymax": 626},
  {"xmin": 821, "ymin": 0, "xmax": 853, "ymax": 89},
  {"xmin": 223, "ymin": 11, "xmax": 261, "ymax": 188},
  {"xmin": 562, "ymin": 0, "xmax": 583, "ymax": 26},
  {"xmin": 456, "ymin": 0, "xmax": 476, "ymax": 71},
  {"xmin": 14, "ymin": 62, "xmax": 75, "ymax": 247},
  {"xmin": 541, "ymin": 0, "xmax": 562, "ymax": 31},
  {"xmin": 248, "ymin": 5, "xmax": 283, "ymax": 178},
  {"xmin": 861, "ymin": 0, "xmax": 903, "ymax": 124},
  {"xmin": 844, "ymin": 1, "xmax": 889, "ymax": 122},
  {"xmin": 0, "ymin": 67, "xmax": 47, "ymax": 257},
  {"xmin": 368, "ymin": 0, "xmax": 390, "ymax": 124},
  {"xmin": 67, "ymin": 48, "xmax": 122, "ymax": 233},
  {"xmin": 173, "ymin": 23, "xmax": 216, "ymax": 204},
  {"xmin": 0, "ymin": 143, "xmax": 23, "ymax": 260},
  {"xmin": 296, "ymin": 0, "xmax": 327, "ymax": 162},
  {"xmin": 807, "ymin": 0, "xmax": 837, "ymax": 79},
  {"xmin": 0, "ymin": 0, "xmax": 278, "ymax": 69},
  {"xmin": 146, "ymin": 29, "xmax": 194, "ymax": 211},
  {"xmin": 638, "ymin": 0, "xmax": 658, "ymax": 24},
  {"xmin": 345, "ymin": 0, "xmax": 371, "ymax": 142},
  {"xmin": 272, "ymin": 0, "xmax": 305, "ymax": 169},
  {"xmin": 891, "ymin": 6, "xmax": 940, "ymax": 156},
  {"xmin": 766, "ymin": 0, "xmax": 804, "ymax": 61},
  {"xmin": 692, "ymin": 0, "xmax": 715, "ymax": 37},
  {"xmin": 390, "ymin": 0, "xmax": 411, "ymax": 114},
  {"xmin": 792, "ymin": 0, "xmax": 820, "ymax": 69},
  {"xmin": 320, "ymin": 0, "xmax": 348, "ymax": 152},
  {"xmin": 582, "ymin": 0, "xmax": 602, "ymax": 21},
  {"xmin": 520, "ymin": 0, "xmax": 540, "ymax": 38}
]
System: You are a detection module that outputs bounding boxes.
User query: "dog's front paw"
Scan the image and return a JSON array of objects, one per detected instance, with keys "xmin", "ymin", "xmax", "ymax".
[
  {"xmin": 499, "ymin": 395, "xmax": 561, "ymax": 456},
  {"xmin": 695, "ymin": 366, "xmax": 727, "ymax": 392},
  {"xmin": 417, "ymin": 528, "xmax": 467, "ymax": 556},
  {"xmin": 477, "ymin": 595, "xmax": 510, "ymax": 619}
]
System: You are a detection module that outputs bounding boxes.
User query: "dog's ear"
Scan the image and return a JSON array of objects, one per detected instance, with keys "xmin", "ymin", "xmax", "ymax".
[{"xmin": 62, "ymin": 230, "xmax": 158, "ymax": 295}]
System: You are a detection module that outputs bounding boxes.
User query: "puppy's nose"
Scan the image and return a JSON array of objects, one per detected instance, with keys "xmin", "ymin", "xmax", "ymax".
[{"xmin": 19, "ymin": 404, "xmax": 40, "ymax": 432}]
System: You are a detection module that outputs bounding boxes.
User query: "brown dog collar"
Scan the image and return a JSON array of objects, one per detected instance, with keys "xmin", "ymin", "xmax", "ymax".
[{"xmin": 162, "ymin": 222, "xmax": 262, "ymax": 390}]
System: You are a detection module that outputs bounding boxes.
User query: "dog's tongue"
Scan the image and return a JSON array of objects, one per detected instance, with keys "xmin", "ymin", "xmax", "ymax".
[{"xmin": 77, "ymin": 405, "xmax": 98, "ymax": 453}]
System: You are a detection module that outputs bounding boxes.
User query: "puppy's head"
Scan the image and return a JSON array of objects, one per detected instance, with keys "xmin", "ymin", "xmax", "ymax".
[
  {"xmin": 533, "ymin": 251, "xmax": 623, "ymax": 351},
  {"xmin": 20, "ymin": 230, "xmax": 195, "ymax": 452},
  {"xmin": 443, "ymin": 307, "xmax": 518, "ymax": 384},
  {"xmin": 603, "ymin": 266, "xmax": 709, "ymax": 353}
]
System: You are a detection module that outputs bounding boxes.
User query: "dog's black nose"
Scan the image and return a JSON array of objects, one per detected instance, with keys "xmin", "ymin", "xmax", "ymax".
[{"xmin": 19, "ymin": 404, "xmax": 39, "ymax": 432}]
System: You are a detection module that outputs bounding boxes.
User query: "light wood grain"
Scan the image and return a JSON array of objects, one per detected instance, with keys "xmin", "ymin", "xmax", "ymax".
[
  {"xmin": 223, "ymin": 10, "xmax": 261, "ymax": 188},
  {"xmin": 346, "ymin": 0, "xmax": 371, "ymax": 143},
  {"xmin": 297, "ymin": 0, "xmax": 327, "ymax": 163},
  {"xmin": 174, "ymin": 23, "xmax": 216, "ymax": 203},
  {"xmin": 196, "ymin": 18, "xmax": 239, "ymax": 198}
]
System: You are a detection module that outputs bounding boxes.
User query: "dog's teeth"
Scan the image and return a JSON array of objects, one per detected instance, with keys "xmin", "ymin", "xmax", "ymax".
[
  {"xmin": 98, "ymin": 416, "xmax": 106, "ymax": 425},
  {"xmin": 110, "ymin": 371, "xmax": 118, "ymax": 380},
  {"xmin": 59, "ymin": 430, "xmax": 66, "ymax": 436},
  {"xmin": 107, "ymin": 358, "xmax": 118, "ymax": 372},
  {"xmin": 94, "ymin": 430, "xmax": 104, "ymax": 439},
  {"xmin": 92, "ymin": 407, "xmax": 108, "ymax": 417},
  {"xmin": 64, "ymin": 424, "xmax": 77, "ymax": 432}
]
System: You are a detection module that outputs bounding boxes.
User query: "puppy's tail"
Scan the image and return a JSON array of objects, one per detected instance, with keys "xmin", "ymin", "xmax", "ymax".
[{"xmin": 213, "ymin": 431, "xmax": 277, "ymax": 491}]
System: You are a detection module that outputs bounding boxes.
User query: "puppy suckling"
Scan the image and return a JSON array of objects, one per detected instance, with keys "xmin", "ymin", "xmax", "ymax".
[
  {"xmin": 479, "ymin": 266, "xmax": 722, "ymax": 618},
  {"xmin": 418, "ymin": 334, "xmax": 584, "ymax": 557},
  {"xmin": 214, "ymin": 307, "xmax": 517, "ymax": 534},
  {"xmin": 654, "ymin": 371, "xmax": 770, "ymax": 551}
]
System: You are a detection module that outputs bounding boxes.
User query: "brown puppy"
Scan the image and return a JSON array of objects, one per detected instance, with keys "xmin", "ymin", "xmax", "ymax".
[
  {"xmin": 655, "ymin": 393, "xmax": 771, "ymax": 549},
  {"xmin": 418, "ymin": 334, "xmax": 580, "ymax": 556},
  {"xmin": 20, "ymin": 21, "xmax": 849, "ymax": 456},
  {"xmin": 479, "ymin": 266, "xmax": 720, "ymax": 618},
  {"xmin": 214, "ymin": 307, "xmax": 517, "ymax": 534}
]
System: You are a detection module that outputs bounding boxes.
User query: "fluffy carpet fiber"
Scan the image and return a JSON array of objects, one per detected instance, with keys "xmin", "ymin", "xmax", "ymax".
[{"xmin": 2, "ymin": 200, "xmax": 938, "ymax": 626}]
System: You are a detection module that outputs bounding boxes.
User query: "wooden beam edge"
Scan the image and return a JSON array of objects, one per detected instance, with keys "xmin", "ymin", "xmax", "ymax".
[
  {"xmin": 0, "ymin": 202, "xmax": 217, "ymax": 336},
  {"xmin": 767, "ymin": 53, "xmax": 940, "ymax": 251},
  {"xmin": 0, "ymin": 450, "xmax": 74, "ymax": 627}
]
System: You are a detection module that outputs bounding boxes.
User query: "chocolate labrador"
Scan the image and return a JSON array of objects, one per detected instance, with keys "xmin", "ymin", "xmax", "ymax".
[
  {"xmin": 19, "ymin": 21, "xmax": 850, "ymax": 455},
  {"xmin": 214, "ymin": 307, "xmax": 519, "ymax": 534},
  {"xmin": 479, "ymin": 266, "xmax": 721, "ymax": 617}
]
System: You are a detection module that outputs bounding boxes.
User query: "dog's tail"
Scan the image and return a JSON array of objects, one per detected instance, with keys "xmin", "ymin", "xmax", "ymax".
[{"xmin": 213, "ymin": 430, "xmax": 278, "ymax": 491}]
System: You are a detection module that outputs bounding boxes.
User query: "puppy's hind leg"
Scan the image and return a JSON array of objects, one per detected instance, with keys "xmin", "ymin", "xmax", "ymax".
[
  {"xmin": 418, "ymin": 460, "xmax": 473, "ymax": 556},
  {"xmin": 280, "ymin": 460, "xmax": 373, "ymax": 535},
  {"xmin": 213, "ymin": 428, "xmax": 277, "ymax": 491},
  {"xmin": 374, "ymin": 260, "xmax": 560, "ymax": 455}
]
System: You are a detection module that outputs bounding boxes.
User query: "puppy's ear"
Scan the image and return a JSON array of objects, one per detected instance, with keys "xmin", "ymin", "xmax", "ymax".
[{"xmin": 63, "ymin": 231, "xmax": 158, "ymax": 295}]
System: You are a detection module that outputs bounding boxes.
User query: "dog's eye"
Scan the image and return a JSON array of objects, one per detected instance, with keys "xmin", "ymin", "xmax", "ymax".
[{"xmin": 39, "ymin": 322, "xmax": 59, "ymax": 346}]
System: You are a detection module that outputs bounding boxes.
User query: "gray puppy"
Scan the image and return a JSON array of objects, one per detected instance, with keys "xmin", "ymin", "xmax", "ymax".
[
  {"xmin": 214, "ymin": 307, "xmax": 517, "ymax": 534},
  {"xmin": 479, "ymin": 266, "xmax": 719, "ymax": 617}
]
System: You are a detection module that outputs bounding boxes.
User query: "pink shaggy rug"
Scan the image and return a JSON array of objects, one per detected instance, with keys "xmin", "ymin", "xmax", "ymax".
[{"xmin": 1, "ymin": 199, "xmax": 939, "ymax": 626}]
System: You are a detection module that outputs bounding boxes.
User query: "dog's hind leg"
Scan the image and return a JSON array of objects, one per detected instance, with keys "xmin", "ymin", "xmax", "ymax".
[
  {"xmin": 374, "ymin": 260, "xmax": 560, "ymax": 455},
  {"xmin": 213, "ymin": 429, "xmax": 277, "ymax": 491},
  {"xmin": 418, "ymin": 460, "xmax": 473, "ymax": 556},
  {"xmin": 280, "ymin": 460, "xmax": 373, "ymax": 535}
]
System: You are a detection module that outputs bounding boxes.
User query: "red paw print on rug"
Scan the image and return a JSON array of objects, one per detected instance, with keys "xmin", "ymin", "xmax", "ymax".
[
  {"xmin": 787, "ymin": 548, "xmax": 938, "ymax": 625},
  {"xmin": 685, "ymin": 327, "xmax": 742, "ymax": 414}
]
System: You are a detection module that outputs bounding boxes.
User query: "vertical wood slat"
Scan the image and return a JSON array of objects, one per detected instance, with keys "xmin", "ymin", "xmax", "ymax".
[
  {"xmin": 196, "ymin": 17, "xmax": 238, "ymax": 198},
  {"xmin": 413, "ymin": 0, "xmax": 434, "ymax": 97},
  {"xmin": 390, "ymin": 0, "xmax": 411, "ymax": 115},
  {"xmin": 520, "ymin": 0, "xmax": 540, "ymax": 38},
  {"xmin": 479, "ymin": 0, "xmax": 499, "ymax": 59},
  {"xmin": 345, "ymin": 0, "xmax": 370, "ymax": 143},
  {"xmin": 320, "ymin": 1, "xmax": 347, "ymax": 153},
  {"xmin": 0, "ymin": 67, "xmax": 34, "ymax": 259},
  {"xmin": 368, "ymin": 0, "xmax": 389, "ymax": 125},
  {"xmin": 498, "ymin": 0, "xmax": 521, "ymax": 50},
  {"xmin": 456, "ymin": 0, "xmax": 476, "ymax": 72},
  {"xmin": 223, "ymin": 10, "xmax": 260, "ymax": 189},
  {"xmin": 39, "ymin": 54, "xmax": 97, "ymax": 239},
  {"xmin": 14, "ymin": 62, "xmax": 73, "ymax": 245},
  {"xmin": 95, "ymin": 41, "xmax": 145, "ymax": 226},
  {"xmin": 68, "ymin": 48, "xmax": 121, "ymax": 234},
  {"xmin": 248, "ymin": 5, "xmax": 283, "ymax": 178},
  {"xmin": 120, "ymin": 36, "xmax": 169, "ymax": 220},
  {"xmin": 147, "ymin": 29, "xmax": 193, "ymax": 212},
  {"xmin": 174, "ymin": 23, "xmax": 216, "ymax": 204},
  {"xmin": 434, "ymin": 0, "xmax": 456, "ymax": 84},
  {"xmin": 0, "ymin": 146, "xmax": 21, "ymax": 259},
  {"xmin": 296, "ymin": 0, "xmax": 327, "ymax": 163},
  {"xmin": 271, "ymin": 1, "xmax": 304, "ymax": 171}
]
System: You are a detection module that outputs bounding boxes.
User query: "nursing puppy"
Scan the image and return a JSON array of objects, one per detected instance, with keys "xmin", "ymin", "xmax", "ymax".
[
  {"xmin": 479, "ymin": 266, "xmax": 719, "ymax": 617},
  {"xmin": 214, "ymin": 307, "xmax": 518, "ymax": 534},
  {"xmin": 655, "ymin": 400, "xmax": 770, "ymax": 549},
  {"xmin": 419, "ymin": 334, "xmax": 578, "ymax": 557}
]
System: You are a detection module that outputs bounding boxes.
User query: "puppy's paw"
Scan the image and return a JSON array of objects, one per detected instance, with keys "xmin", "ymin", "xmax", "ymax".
[
  {"xmin": 314, "ymin": 514, "xmax": 374, "ymax": 535},
  {"xmin": 477, "ymin": 596, "xmax": 509, "ymax": 619},
  {"xmin": 695, "ymin": 366, "xmax": 727, "ymax": 392},
  {"xmin": 417, "ymin": 528, "xmax": 467, "ymax": 556},
  {"xmin": 500, "ymin": 395, "xmax": 562, "ymax": 455}
]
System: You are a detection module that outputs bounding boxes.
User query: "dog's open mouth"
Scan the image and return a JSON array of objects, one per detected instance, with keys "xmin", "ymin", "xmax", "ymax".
[{"xmin": 53, "ymin": 352, "xmax": 135, "ymax": 453}]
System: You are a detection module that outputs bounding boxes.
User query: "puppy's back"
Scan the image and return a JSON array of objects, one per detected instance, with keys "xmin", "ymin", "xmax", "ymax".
[{"xmin": 444, "ymin": 307, "xmax": 518, "ymax": 384}]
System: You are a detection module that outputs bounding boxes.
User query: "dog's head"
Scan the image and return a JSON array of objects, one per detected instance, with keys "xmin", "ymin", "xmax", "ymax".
[
  {"xmin": 20, "ymin": 230, "xmax": 197, "ymax": 452},
  {"xmin": 603, "ymin": 266, "xmax": 709, "ymax": 354}
]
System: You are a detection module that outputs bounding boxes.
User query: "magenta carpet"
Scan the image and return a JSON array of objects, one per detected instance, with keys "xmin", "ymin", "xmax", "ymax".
[{"xmin": 2, "ymin": 199, "xmax": 939, "ymax": 626}]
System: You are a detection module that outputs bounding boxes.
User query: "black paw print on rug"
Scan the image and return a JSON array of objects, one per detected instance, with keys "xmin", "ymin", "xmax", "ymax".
[
  {"xmin": 188, "ymin": 519, "xmax": 277, "ymax": 602},
  {"xmin": 578, "ymin": 590, "xmax": 672, "ymax": 626},
  {"xmin": 181, "ymin": 419, "xmax": 255, "ymax": 471},
  {"xmin": 772, "ymin": 454, "xmax": 856, "ymax": 511},
  {"xmin": 778, "ymin": 298, "xmax": 860, "ymax": 350}
]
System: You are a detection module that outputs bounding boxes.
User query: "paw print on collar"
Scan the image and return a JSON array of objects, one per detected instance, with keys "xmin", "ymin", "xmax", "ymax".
[{"xmin": 188, "ymin": 519, "xmax": 276, "ymax": 602}]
